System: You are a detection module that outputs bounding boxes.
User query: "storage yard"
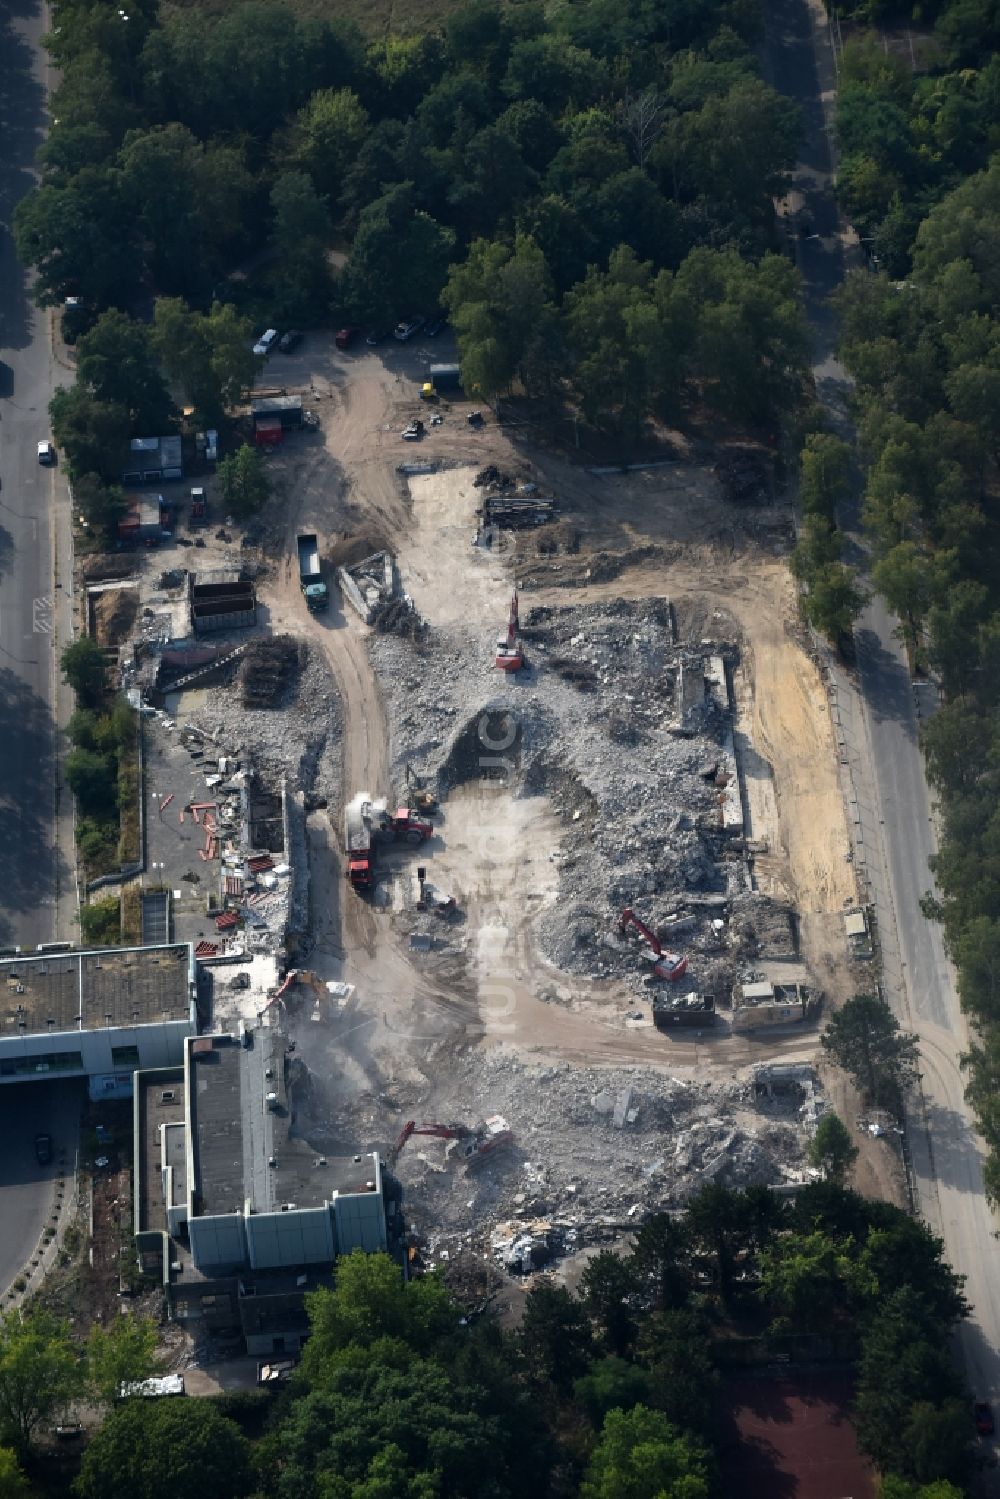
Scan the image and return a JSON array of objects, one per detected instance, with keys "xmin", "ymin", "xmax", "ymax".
[{"xmin": 86, "ymin": 335, "xmax": 886, "ymax": 1284}]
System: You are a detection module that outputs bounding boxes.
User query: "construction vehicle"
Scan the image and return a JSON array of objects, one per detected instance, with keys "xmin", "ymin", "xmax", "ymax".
[
  {"xmin": 619, "ymin": 907, "xmax": 688, "ymax": 981},
  {"xmin": 344, "ymin": 792, "xmax": 433, "ymax": 892},
  {"xmin": 495, "ymin": 589, "xmax": 524, "ymax": 671},
  {"xmin": 405, "ymin": 763, "xmax": 437, "ymax": 812},
  {"xmin": 297, "ymin": 533, "xmax": 329, "ymax": 612},
  {"xmin": 414, "ymin": 867, "xmax": 456, "ymax": 916},
  {"xmin": 392, "ymin": 1117, "xmax": 512, "ymax": 1169}
]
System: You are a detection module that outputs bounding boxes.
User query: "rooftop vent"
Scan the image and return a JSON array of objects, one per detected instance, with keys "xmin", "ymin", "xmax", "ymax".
[{"xmin": 161, "ymin": 1090, "xmax": 176, "ymax": 1103}]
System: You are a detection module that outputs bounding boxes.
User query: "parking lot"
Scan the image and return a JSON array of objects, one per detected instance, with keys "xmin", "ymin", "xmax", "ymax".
[{"xmin": 0, "ymin": 1079, "xmax": 83, "ymax": 1295}]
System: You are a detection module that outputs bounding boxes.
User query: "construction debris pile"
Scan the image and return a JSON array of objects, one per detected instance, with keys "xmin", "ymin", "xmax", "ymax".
[
  {"xmin": 173, "ymin": 639, "xmax": 343, "ymax": 812},
  {"xmin": 304, "ymin": 1052, "xmax": 822, "ymax": 1279},
  {"xmin": 240, "ymin": 636, "xmax": 303, "ymax": 708},
  {"xmin": 373, "ymin": 596, "xmax": 790, "ymax": 998}
]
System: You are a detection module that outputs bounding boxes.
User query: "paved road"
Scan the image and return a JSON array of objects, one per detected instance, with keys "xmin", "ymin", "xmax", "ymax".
[
  {"xmin": 0, "ymin": 0, "xmax": 73, "ymax": 948},
  {"xmin": 0, "ymin": 1079, "xmax": 82, "ymax": 1295},
  {"xmin": 766, "ymin": 0, "xmax": 1000, "ymax": 1418}
]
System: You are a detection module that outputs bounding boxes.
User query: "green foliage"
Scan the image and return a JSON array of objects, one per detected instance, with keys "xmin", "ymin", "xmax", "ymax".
[
  {"xmin": 80, "ymin": 896, "xmax": 121, "ymax": 947},
  {"xmin": 74, "ymin": 1397, "xmax": 252, "ymax": 1499},
  {"xmin": 86, "ymin": 1317, "xmax": 159, "ymax": 1408},
  {"xmin": 580, "ymin": 1249, "xmax": 641, "ymax": 1356},
  {"xmin": 580, "ymin": 1405, "xmax": 711, "ymax": 1499},
  {"xmin": 216, "ymin": 444, "xmax": 271, "ymax": 519},
  {"xmin": 50, "ymin": 386, "xmax": 129, "ymax": 486},
  {"xmin": 821, "ymin": 993, "xmax": 920, "ymax": 1110},
  {"xmin": 60, "ymin": 636, "xmax": 107, "ymax": 709},
  {"xmin": 809, "ymin": 1112, "xmax": 859, "ymax": 1184},
  {"xmin": 799, "ymin": 433, "xmax": 852, "ymax": 521},
  {"xmin": 802, "ymin": 562, "xmax": 866, "ymax": 644},
  {"xmin": 0, "ymin": 1311, "xmax": 79, "ymax": 1453},
  {"xmin": 573, "ymin": 1358, "xmax": 654, "ymax": 1428},
  {"xmin": 519, "ymin": 1282, "xmax": 593, "ymax": 1393},
  {"xmin": 344, "ymin": 184, "xmax": 455, "ymax": 330},
  {"xmin": 0, "ymin": 1446, "xmax": 30, "ymax": 1499},
  {"xmin": 153, "ymin": 299, "xmax": 256, "ymax": 425},
  {"xmin": 301, "ymin": 1251, "xmax": 455, "ymax": 1379},
  {"xmin": 76, "ymin": 310, "xmax": 175, "ymax": 431},
  {"xmin": 72, "ymin": 473, "xmax": 127, "ymax": 535}
]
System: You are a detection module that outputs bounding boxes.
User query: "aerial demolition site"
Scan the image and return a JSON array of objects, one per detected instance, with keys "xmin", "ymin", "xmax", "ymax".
[{"xmin": 92, "ymin": 345, "xmax": 877, "ymax": 1297}]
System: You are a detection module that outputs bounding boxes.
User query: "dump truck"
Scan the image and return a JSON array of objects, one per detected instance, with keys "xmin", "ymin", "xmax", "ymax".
[
  {"xmin": 297, "ymin": 533, "xmax": 328, "ymax": 612},
  {"xmin": 344, "ymin": 793, "xmax": 433, "ymax": 892}
]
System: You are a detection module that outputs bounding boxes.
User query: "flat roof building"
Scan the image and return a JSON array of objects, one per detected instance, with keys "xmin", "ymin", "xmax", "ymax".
[
  {"xmin": 0, "ymin": 944, "xmax": 196, "ymax": 1098},
  {"xmin": 135, "ymin": 1025, "xmax": 401, "ymax": 1354}
]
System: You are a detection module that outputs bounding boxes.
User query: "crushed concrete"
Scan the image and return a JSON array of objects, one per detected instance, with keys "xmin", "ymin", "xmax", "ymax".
[
  {"xmin": 371, "ymin": 596, "xmax": 794, "ymax": 1001},
  {"xmin": 297, "ymin": 1049, "xmax": 822, "ymax": 1277}
]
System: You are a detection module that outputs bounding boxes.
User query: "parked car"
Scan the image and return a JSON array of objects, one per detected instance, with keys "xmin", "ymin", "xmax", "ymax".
[
  {"xmin": 34, "ymin": 1133, "xmax": 52, "ymax": 1165},
  {"xmin": 36, "ymin": 440, "xmax": 55, "ymax": 466},
  {"xmin": 253, "ymin": 328, "xmax": 280, "ymax": 357},
  {"xmin": 365, "ymin": 329, "xmax": 390, "ymax": 345},
  {"xmin": 975, "ymin": 1402, "xmax": 995, "ymax": 1436},
  {"xmin": 424, "ymin": 315, "xmax": 446, "ymax": 337},
  {"xmin": 401, "ymin": 420, "xmax": 424, "ymax": 441},
  {"xmin": 278, "ymin": 330, "xmax": 303, "ymax": 353},
  {"xmin": 393, "ymin": 316, "xmax": 425, "ymax": 342}
]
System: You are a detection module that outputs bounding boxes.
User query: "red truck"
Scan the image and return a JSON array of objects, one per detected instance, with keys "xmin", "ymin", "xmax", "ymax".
[{"xmin": 344, "ymin": 793, "xmax": 432, "ymax": 891}]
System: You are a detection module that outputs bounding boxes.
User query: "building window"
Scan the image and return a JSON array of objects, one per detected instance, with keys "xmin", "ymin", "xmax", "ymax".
[
  {"xmin": 111, "ymin": 1046, "xmax": 140, "ymax": 1069},
  {"xmin": 0, "ymin": 1051, "xmax": 83, "ymax": 1077}
]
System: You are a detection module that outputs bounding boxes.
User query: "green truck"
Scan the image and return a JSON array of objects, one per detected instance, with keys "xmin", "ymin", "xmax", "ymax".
[{"xmin": 297, "ymin": 533, "xmax": 328, "ymax": 612}]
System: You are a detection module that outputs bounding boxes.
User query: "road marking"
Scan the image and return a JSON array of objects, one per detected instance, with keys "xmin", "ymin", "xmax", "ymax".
[{"xmin": 32, "ymin": 596, "xmax": 53, "ymax": 633}]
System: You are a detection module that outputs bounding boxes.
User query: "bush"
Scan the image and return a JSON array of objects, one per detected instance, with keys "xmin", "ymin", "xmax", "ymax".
[{"xmin": 80, "ymin": 897, "xmax": 120, "ymax": 947}]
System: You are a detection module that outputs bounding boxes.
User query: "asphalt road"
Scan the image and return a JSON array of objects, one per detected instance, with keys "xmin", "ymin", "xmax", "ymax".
[
  {"xmin": 0, "ymin": 1078, "xmax": 82, "ymax": 1296},
  {"xmin": 0, "ymin": 0, "xmax": 71, "ymax": 948},
  {"xmin": 767, "ymin": 0, "xmax": 1000, "ymax": 1421}
]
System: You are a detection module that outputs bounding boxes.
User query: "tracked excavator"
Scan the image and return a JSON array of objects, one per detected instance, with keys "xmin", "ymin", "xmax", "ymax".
[
  {"xmin": 619, "ymin": 907, "xmax": 688, "ymax": 980},
  {"xmin": 495, "ymin": 589, "xmax": 524, "ymax": 671},
  {"xmin": 392, "ymin": 1118, "xmax": 513, "ymax": 1169}
]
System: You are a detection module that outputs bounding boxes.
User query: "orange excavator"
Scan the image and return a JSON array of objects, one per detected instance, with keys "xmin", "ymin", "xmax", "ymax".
[
  {"xmin": 495, "ymin": 589, "xmax": 524, "ymax": 671},
  {"xmin": 392, "ymin": 1118, "xmax": 513, "ymax": 1169},
  {"xmin": 619, "ymin": 908, "xmax": 688, "ymax": 981}
]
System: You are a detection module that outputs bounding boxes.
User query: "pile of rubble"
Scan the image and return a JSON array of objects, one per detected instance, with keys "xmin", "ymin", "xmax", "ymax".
[
  {"xmin": 306, "ymin": 1052, "xmax": 821, "ymax": 1279},
  {"xmin": 240, "ymin": 636, "xmax": 303, "ymax": 708},
  {"xmin": 172, "ymin": 639, "xmax": 343, "ymax": 812},
  {"xmin": 372, "ymin": 596, "xmax": 781, "ymax": 995}
]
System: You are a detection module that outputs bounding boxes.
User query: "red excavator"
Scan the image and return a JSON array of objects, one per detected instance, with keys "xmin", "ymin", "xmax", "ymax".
[
  {"xmin": 495, "ymin": 589, "xmax": 524, "ymax": 671},
  {"xmin": 619, "ymin": 907, "xmax": 688, "ymax": 981},
  {"xmin": 392, "ymin": 1118, "xmax": 513, "ymax": 1169}
]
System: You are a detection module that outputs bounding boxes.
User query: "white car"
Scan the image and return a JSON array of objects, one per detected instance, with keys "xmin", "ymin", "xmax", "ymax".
[
  {"xmin": 393, "ymin": 316, "xmax": 425, "ymax": 342},
  {"xmin": 253, "ymin": 328, "xmax": 279, "ymax": 357},
  {"xmin": 37, "ymin": 440, "xmax": 55, "ymax": 466}
]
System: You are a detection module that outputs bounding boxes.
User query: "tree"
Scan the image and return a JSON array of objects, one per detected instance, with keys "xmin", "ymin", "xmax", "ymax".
[
  {"xmin": 86, "ymin": 1316, "xmax": 159, "ymax": 1408},
  {"xmin": 802, "ymin": 562, "xmax": 866, "ymax": 644},
  {"xmin": 445, "ymin": 234, "xmax": 557, "ymax": 402},
  {"xmin": 291, "ymin": 87, "xmax": 369, "ymax": 198},
  {"xmin": 799, "ymin": 433, "xmax": 853, "ymax": 521},
  {"xmin": 66, "ymin": 749, "xmax": 116, "ymax": 818},
  {"xmin": 301, "ymin": 1250, "xmax": 454, "ymax": 1379},
  {"xmin": 574, "ymin": 1358, "xmax": 653, "ymax": 1428},
  {"xmin": 519, "ymin": 1282, "xmax": 593, "ymax": 1392},
  {"xmin": 880, "ymin": 1479, "xmax": 965, "ymax": 1499},
  {"xmin": 580, "ymin": 1250, "xmax": 641, "ymax": 1356},
  {"xmin": 49, "ymin": 386, "xmax": 130, "ymax": 484},
  {"xmin": 630, "ymin": 1213, "xmax": 693, "ymax": 1311},
  {"xmin": 61, "ymin": 636, "xmax": 107, "ymax": 709},
  {"xmin": 580, "ymin": 1405, "xmax": 711, "ymax": 1499},
  {"xmin": 821, "ymin": 994, "xmax": 920, "ymax": 1110},
  {"xmin": 872, "ymin": 541, "xmax": 937, "ymax": 658},
  {"xmin": 0, "ymin": 1447, "xmax": 30, "ymax": 1499},
  {"xmin": 684, "ymin": 1183, "xmax": 750, "ymax": 1305},
  {"xmin": 564, "ymin": 248, "xmax": 665, "ymax": 447},
  {"xmin": 13, "ymin": 167, "xmax": 139, "ymax": 309},
  {"xmin": 635, "ymin": 1309, "xmax": 720, "ymax": 1441},
  {"xmin": 153, "ymin": 300, "xmax": 255, "ymax": 426},
  {"xmin": 73, "ymin": 474, "xmax": 126, "ymax": 536},
  {"xmin": 76, "ymin": 311, "xmax": 175, "ymax": 431},
  {"xmin": 343, "ymin": 183, "xmax": 455, "ymax": 329},
  {"xmin": 216, "ymin": 445, "xmax": 270, "ymax": 519},
  {"xmin": 758, "ymin": 1228, "xmax": 854, "ymax": 1334},
  {"xmin": 855, "ymin": 1287, "xmax": 969, "ymax": 1486},
  {"xmin": 75, "ymin": 1397, "xmax": 252, "ymax": 1499},
  {"xmin": 0, "ymin": 1312, "xmax": 79, "ymax": 1453},
  {"xmin": 809, "ymin": 1112, "xmax": 859, "ymax": 1185}
]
